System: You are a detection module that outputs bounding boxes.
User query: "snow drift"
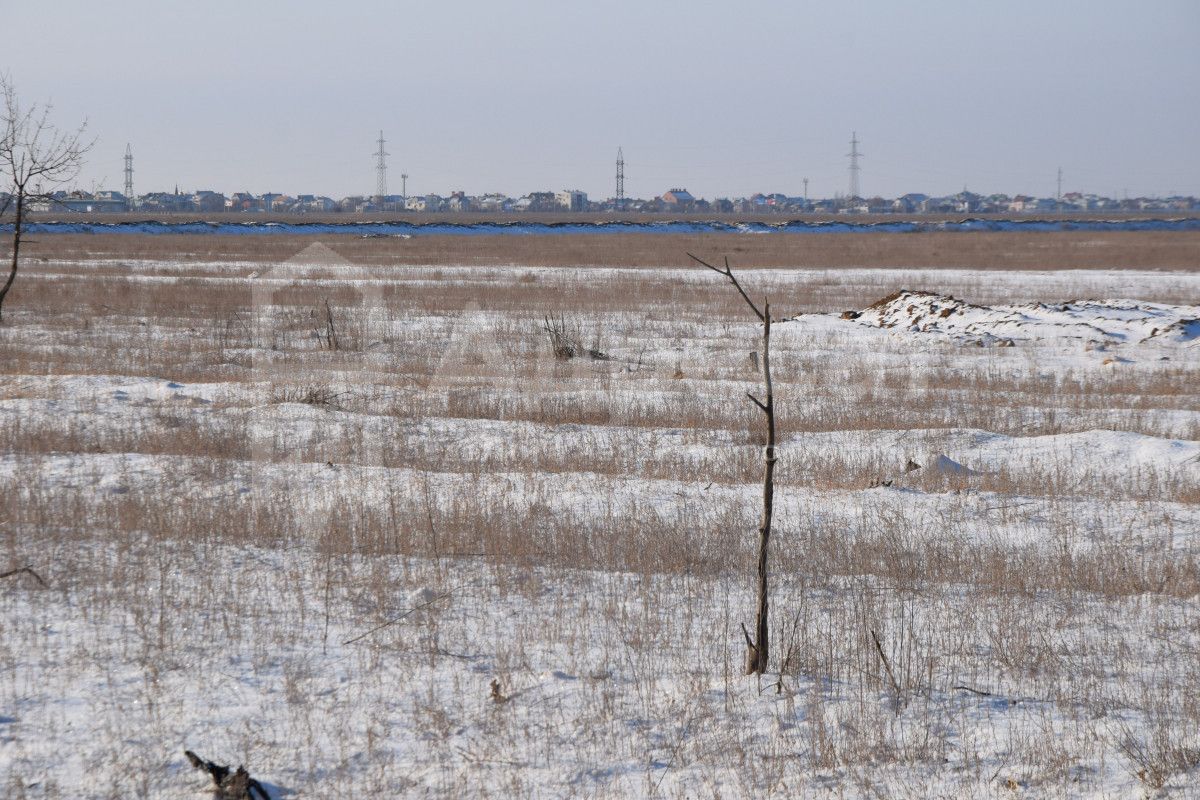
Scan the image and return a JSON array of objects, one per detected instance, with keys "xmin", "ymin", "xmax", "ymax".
[{"xmin": 842, "ymin": 289, "xmax": 1199, "ymax": 347}]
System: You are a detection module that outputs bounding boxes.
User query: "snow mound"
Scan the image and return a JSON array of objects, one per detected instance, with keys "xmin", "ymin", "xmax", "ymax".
[
  {"xmin": 927, "ymin": 454, "xmax": 981, "ymax": 476},
  {"xmin": 1145, "ymin": 317, "xmax": 1200, "ymax": 344},
  {"xmin": 842, "ymin": 290, "xmax": 1199, "ymax": 346}
]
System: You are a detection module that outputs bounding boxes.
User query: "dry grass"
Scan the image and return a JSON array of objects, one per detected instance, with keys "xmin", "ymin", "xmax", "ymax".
[
  {"xmin": 0, "ymin": 244, "xmax": 1197, "ymax": 796},
  {"xmin": 13, "ymin": 228, "xmax": 1200, "ymax": 269}
]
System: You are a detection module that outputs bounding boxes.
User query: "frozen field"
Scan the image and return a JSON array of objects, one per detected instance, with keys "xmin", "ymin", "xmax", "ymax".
[{"xmin": 1, "ymin": 252, "xmax": 1198, "ymax": 797}]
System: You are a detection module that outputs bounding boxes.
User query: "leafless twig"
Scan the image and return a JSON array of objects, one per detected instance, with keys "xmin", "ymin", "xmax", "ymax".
[
  {"xmin": 342, "ymin": 579, "xmax": 477, "ymax": 645},
  {"xmin": 1, "ymin": 565, "xmax": 47, "ymax": 587},
  {"xmin": 871, "ymin": 628, "xmax": 901, "ymax": 699},
  {"xmin": 687, "ymin": 253, "xmax": 765, "ymax": 322}
]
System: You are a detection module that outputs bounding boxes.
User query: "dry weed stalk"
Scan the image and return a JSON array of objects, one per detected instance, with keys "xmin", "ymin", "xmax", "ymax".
[
  {"xmin": 541, "ymin": 312, "xmax": 606, "ymax": 360},
  {"xmin": 318, "ymin": 298, "xmax": 339, "ymax": 351}
]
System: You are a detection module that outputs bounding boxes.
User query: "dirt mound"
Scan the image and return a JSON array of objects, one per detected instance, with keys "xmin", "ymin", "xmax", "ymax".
[
  {"xmin": 853, "ymin": 290, "xmax": 984, "ymax": 331},
  {"xmin": 846, "ymin": 291, "xmax": 1199, "ymax": 348}
]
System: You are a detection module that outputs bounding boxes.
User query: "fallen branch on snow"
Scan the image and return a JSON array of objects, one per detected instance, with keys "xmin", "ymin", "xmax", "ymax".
[
  {"xmin": 184, "ymin": 750, "xmax": 270, "ymax": 800},
  {"xmin": 1, "ymin": 565, "xmax": 47, "ymax": 587}
]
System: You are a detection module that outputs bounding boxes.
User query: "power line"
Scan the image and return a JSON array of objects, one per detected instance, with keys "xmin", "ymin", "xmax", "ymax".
[
  {"xmin": 124, "ymin": 144, "xmax": 134, "ymax": 211},
  {"xmin": 374, "ymin": 131, "xmax": 388, "ymax": 199},
  {"xmin": 615, "ymin": 147, "xmax": 625, "ymax": 209},
  {"xmin": 847, "ymin": 132, "xmax": 863, "ymax": 199}
]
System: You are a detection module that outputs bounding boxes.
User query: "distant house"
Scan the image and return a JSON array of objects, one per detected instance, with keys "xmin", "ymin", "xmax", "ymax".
[
  {"xmin": 42, "ymin": 191, "xmax": 128, "ymax": 213},
  {"xmin": 226, "ymin": 192, "xmax": 259, "ymax": 212},
  {"xmin": 893, "ymin": 193, "xmax": 928, "ymax": 213},
  {"xmin": 952, "ymin": 190, "xmax": 984, "ymax": 213},
  {"xmin": 1062, "ymin": 192, "xmax": 1097, "ymax": 211},
  {"xmin": 476, "ymin": 193, "xmax": 509, "ymax": 212},
  {"xmin": 84, "ymin": 191, "xmax": 131, "ymax": 212},
  {"xmin": 404, "ymin": 194, "xmax": 444, "ymax": 212},
  {"xmin": 555, "ymin": 189, "xmax": 587, "ymax": 212},
  {"xmin": 375, "ymin": 195, "xmax": 405, "ymax": 212},
  {"xmin": 1006, "ymin": 195, "xmax": 1035, "ymax": 213},
  {"xmin": 920, "ymin": 196, "xmax": 956, "ymax": 213},
  {"xmin": 139, "ymin": 191, "xmax": 193, "ymax": 213},
  {"xmin": 192, "ymin": 191, "xmax": 226, "ymax": 213},
  {"xmin": 292, "ymin": 194, "xmax": 337, "ymax": 213},
  {"xmin": 661, "ymin": 188, "xmax": 695, "ymax": 209},
  {"xmin": 447, "ymin": 191, "xmax": 472, "ymax": 212}
]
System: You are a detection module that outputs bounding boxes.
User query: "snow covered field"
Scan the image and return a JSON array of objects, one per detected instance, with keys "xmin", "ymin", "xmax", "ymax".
[{"xmin": 1, "ymin": 253, "xmax": 1198, "ymax": 797}]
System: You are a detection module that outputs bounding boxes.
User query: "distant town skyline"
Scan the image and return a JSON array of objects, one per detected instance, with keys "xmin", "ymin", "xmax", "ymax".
[
  {"xmin": 5, "ymin": 1, "xmax": 1198, "ymax": 200},
  {"xmin": 24, "ymin": 183, "xmax": 1196, "ymax": 218},
  {"xmin": 52, "ymin": 137, "xmax": 1197, "ymax": 211}
]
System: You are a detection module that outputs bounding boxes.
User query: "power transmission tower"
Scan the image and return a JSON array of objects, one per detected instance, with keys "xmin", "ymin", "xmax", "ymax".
[
  {"xmin": 1056, "ymin": 166, "xmax": 1063, "ymax": 203},
  {"xmin": 847, "ymin": 132, "xmax": 863, "ymax": 199},
  {"xmin": 615, "ymin": 147, "xmax": 625, "ymax": 211},
  {"xmin": 374, "ymin": 131, "xmax": 388, "ymax": 201},
  {"xmin": 124, "ymin": 144, "xmax": 134, "ymax": 211},
  {"xmin": 803, "ymin": 177, "xmax": 809, "ymax": 204}
]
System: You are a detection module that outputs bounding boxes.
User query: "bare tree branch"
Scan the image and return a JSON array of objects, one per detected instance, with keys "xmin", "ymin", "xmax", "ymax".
[
  {"xmin": 686, "ymin": 252, "xmax": 766, "ymax": 322},
  {"xmin": 1, "ymin": 565, "xmax": 48, "ymax": 587},
  {"xmin": 0, "ymin": 75, "xmax": 93, "ymax": 321}
]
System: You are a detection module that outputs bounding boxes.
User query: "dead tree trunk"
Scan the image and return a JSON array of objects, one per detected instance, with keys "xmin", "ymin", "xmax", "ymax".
[
  {"xmin": 688, "ymin": 253, "xmax": 776, "ymax": 675},
  {"xmin": 0, "ymin": 191, "xmax": 23, "ymax": 323},
  {"xmin": 751, "ymin": 303, "xmax": 775, "ymax": 674}
]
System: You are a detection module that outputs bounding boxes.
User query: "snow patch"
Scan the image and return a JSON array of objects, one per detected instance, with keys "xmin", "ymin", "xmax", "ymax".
[{"xmin": 840, "ymin": 289, "xmax": 1199, "ymax": 348}]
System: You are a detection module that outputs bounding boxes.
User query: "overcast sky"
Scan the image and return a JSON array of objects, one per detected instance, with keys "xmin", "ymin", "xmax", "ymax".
[{"xmin": 5, "ymin": 1, "xmax": 1198, "ymax": 200}]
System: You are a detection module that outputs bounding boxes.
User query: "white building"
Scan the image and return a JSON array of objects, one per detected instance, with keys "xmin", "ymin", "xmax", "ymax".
[{"xmin": 555, "ymin": 189, "xmax": 587, "ymax": 212}]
